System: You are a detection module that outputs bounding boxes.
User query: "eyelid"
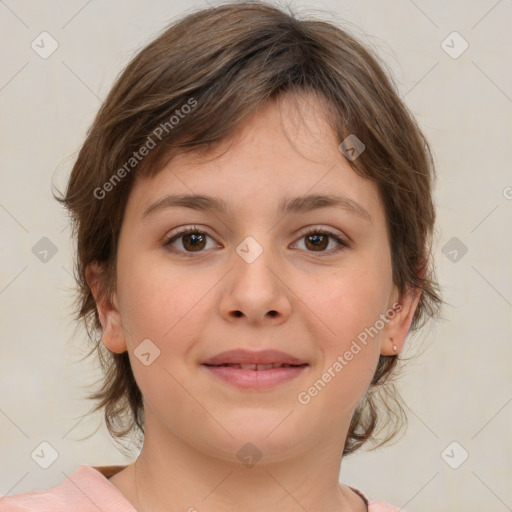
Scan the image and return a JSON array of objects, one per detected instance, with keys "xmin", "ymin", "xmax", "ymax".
[
  {"xmin": 165, "ymin": 224, "xmax": 213, "ymax": 240},
  {"xmin": 295, "ymin": 225, "xmax": 348, "ymax": 242}
]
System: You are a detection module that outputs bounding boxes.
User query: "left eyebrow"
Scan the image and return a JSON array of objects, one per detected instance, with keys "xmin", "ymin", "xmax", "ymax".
[
  {"xmin": 141, "ymin": 193, "xmax": 372, "ymax": 225},
  {"xmin": 278, "ymin": 193, "xmax": 372, "ymax": 225}
]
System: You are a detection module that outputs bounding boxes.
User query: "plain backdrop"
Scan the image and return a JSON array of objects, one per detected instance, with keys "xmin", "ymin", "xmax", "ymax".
[{"xmin": 1, "ymin": 1, "xmax": 511, "ymax": 511}]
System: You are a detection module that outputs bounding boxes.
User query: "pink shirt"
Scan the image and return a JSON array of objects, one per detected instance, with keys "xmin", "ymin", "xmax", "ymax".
[{"xmin": 0, "ymin": 465, "xmax": 405, "ymax": 511}]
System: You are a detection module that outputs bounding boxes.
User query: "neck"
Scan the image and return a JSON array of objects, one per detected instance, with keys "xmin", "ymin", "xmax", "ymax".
[{"xmin": 124, "ymin": 412, "xmax": 365, "ymax": 512}]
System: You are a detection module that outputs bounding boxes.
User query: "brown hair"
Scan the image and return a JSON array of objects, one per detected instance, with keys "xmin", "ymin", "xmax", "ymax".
[{"xmin": 57, "ymin": 1, "xmax": 442, "ymax": 455}]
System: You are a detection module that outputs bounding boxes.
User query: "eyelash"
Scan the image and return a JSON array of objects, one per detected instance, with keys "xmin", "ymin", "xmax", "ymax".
[{"xmin": 163, "ymin": 225, "xmax": 350, "ymax": 258}]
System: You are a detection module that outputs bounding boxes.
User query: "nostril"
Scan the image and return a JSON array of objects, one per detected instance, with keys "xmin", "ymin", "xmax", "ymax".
[{"xmin": 231, "ymin": 310, "xmax": 278, "ymax": 318}]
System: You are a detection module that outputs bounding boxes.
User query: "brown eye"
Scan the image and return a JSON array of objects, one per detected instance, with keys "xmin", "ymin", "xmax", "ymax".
[
  {"xmin": 294, "ymin": 228, "xmax": 350, "ymax": 255},
  {"xmin": 304, "ymin": 233, "xmax": 329, "ymax": 251},
  {"xmin": 164, "ymin": 227, "xmax": 218, "ymax": 256},
  {"xmin": 181, "ymin": 232, "xmax": 207, "ymax": 252}
]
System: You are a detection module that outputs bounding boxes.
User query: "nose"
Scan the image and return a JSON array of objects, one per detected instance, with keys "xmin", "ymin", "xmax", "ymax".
[{"xmin": 219, "ymin": 238, "xmax": 292, "ymax": 325}]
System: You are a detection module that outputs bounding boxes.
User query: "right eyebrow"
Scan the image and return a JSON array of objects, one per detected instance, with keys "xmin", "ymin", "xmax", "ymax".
[{"xmin": 142, "ymin": 194, "xmax": 228, "ymax": 219}]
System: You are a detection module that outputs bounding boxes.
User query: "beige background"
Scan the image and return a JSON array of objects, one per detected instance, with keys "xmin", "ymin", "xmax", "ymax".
[{"xmin": 1, "ymin": 1, "xmax": 511, "ymax": 510}]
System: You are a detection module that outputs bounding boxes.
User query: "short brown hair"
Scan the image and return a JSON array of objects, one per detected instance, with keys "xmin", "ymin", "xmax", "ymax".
[{"xmin": 58, "ymin": 1, "xmax": 442, "ymax": 455}]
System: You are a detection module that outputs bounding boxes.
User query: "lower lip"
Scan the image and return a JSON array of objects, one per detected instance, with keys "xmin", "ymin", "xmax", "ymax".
[{"xmin": 202, "ymin": 365, "xmax": 308, "ymax": 390}]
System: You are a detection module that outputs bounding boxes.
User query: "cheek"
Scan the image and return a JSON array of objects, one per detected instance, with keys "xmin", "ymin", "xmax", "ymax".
[
  {"xmin": 301, "ymin": 260, "xmax": 391, "ymax": 343},
  {"xmin": 117, "ymin": 252, "xmax": 218, "ymax": 346},
  {"xmin": 116, "ymin": 257, "xmax": 211, "ymax": 408},
  {"xmin": 295, "ymin": 267, "xmax": 386, "ymax": 415}
]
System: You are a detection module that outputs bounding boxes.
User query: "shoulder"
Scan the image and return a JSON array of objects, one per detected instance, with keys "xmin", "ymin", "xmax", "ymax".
[
  {"xmin": 0, "ymin": 465, "xmax": 134, "ymax": 512},
  {"xmin": 350, "ymin": 486, "xmax": 406, "ymax": 512},
  {"xmin": 367, "ymin": 500, "xmax": 406, "ymax": 512}
]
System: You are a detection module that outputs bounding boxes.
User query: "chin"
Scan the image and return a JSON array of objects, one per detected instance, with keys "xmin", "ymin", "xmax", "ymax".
[{"xmin": 208, "ymin": 420, "xmax": 309, "ymax": 460}]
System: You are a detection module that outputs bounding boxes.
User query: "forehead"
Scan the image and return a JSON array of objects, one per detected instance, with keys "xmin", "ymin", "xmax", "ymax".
[{"xmin": 126, "ymin": 93, "xmax": 385, "ymax": 226}]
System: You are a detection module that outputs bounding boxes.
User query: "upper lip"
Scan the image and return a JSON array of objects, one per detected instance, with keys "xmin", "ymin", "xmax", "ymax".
[{"xmin": 202, "ymin": 349, "xmax": 308, "ymax": 366}]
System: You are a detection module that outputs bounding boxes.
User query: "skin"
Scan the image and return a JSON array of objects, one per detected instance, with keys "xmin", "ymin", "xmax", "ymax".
[{"xmin": 87, "ymin": 92, "xmax": 420, "ymax": 512}]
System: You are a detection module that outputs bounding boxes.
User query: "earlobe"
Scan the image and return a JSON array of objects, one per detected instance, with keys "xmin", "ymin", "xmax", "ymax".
[
  {"xmin": 100, "ymin": 313, "xmax": 128, "ymax": 354},
  {"xmin": 86, "ymin": 262, "xmax": 128, "ymax": 354},
  {"xmin": 380, "ymin": 287, "xmax": 422, "ymax": 356}
]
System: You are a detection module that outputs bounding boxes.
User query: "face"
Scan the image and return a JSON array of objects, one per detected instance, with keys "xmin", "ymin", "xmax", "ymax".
[{"xmin": 90, "ymin": 93, "xmax": 418, "ymax": 464}]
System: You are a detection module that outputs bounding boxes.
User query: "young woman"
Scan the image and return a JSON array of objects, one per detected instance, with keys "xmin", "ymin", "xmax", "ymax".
[{"xmin": 1, "ymin": 2, "xmax": 441, "ymax": 511}]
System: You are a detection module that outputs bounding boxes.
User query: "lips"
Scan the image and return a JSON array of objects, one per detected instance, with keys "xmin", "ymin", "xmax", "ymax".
[
  {"xmin": 201, "ymin": 349, "xmax": 309, "ymax": 389},
  {"xmin": 201, "ymin": 349, "xmax": 308, "ymax": 368},
  {"xmin": 211, "ymin": 363, "xmax": 303, "ymax": 370}
]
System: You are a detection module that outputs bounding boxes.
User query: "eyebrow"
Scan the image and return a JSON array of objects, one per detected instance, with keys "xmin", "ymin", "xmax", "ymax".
[{"xmin": 141, "ymin": 193, "xmax": 372, "ymax": 224}]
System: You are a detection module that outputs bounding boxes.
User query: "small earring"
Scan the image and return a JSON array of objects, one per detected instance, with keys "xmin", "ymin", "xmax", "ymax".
[{"xmin": 391, "ymin": 337, "xmax": 397, "ymax": 352}]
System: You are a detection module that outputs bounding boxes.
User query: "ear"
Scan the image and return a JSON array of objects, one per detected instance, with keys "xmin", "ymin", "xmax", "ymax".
[
  {"xmin": 86, "ymin": 262, "xmax": 127, "ymax": 354},
  {"xmin": 380, "ymin": 285, "xmax": 422, "ymax": 356}
]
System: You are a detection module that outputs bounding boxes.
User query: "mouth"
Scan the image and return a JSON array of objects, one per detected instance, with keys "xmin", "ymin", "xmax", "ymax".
[
  {"xmin": 201, "ymin": 351, "xmax": 309, "ymax": 389},
  {"xmin": 203, "ymin": 363, "xmax": 307, "ymax": 370},
  {"xmin": 201, "ymin": 348, "xmax": 308, "ymax": 367}
]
